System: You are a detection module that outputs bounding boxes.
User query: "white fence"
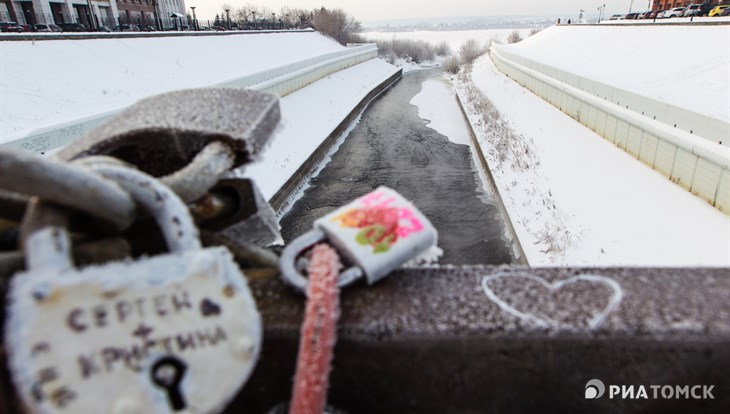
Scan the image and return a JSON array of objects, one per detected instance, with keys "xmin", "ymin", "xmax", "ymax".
[
  {"xmin": 493, "ymin": 47, "xmax": 729, "ymax": 147},
  {"xmin": 491, "ymin": 46, "xmax": 730, "ymax": 214},
  {"xmin": 2, "ymin": 44, "xmax": 378, "ymax": 155}
]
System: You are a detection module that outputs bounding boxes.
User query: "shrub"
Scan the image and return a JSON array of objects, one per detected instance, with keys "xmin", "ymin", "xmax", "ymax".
[
  {"xmin": 373, "ymin": 38, "xmax": 439, "ymax": 63},
  {"xmin": 529, "ymin": 27, "xmax": 541, "ymax": 37},
  {"xmin": 442, "ymin": 56, "xmax": 461, "ymax": 74},
  {"xmin": 434, "ymin": 41, "xmax": 451, "ymax": 56},
  {"xmin": 459, "ymin": 39, "xmax": 485, "ymax": 65},
  {"xmin": 507, "ymin": 30, "xmax": 523, "ymax": 44}
]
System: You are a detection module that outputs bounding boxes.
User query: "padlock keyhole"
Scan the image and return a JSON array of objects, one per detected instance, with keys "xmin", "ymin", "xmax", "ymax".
[{"xmin": 151, "ymin": 355, "xmax": 187, "ymax": 411}]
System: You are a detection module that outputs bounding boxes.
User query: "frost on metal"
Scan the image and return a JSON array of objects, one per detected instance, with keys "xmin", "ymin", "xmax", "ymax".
[
  {"xmin": 5, "ymin": 247, "xmax": 261, "ymax": 414},
  {"xmin": 58, "ymin": 88, "xmax": 281, "ymax": 176}
]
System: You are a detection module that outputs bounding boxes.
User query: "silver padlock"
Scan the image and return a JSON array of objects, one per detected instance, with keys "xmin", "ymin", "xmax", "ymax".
[
  {"xmin": 5, "ymin": 164, "xmax": 261, "ymax": 414},
  {"xmin": 280, "ymin": 186, "xmax": 438, "ymax": 292}
]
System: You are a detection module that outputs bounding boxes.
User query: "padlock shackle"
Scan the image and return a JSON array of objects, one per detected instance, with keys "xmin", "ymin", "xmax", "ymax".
[
  {"xmin": 0, "ymin": 149, "xmax": 135, "ymax": 230},
  {"xmin": 22, "ymin": 200, "xmax": 74, "ymax": 273},
  {"xmin": 160, "ymin": 140, "xmax": 235, "ymax": 203},
  {"xmin": 279, "ymin": 229, "xmax": 363, "ymax": 293},
  {"xmin": 87, "ymin": 163, "xmax": 202, "ymax": 254},
  {"xmin": 22, "ymin": 162, "xmax": 202, "ymax": 272}
]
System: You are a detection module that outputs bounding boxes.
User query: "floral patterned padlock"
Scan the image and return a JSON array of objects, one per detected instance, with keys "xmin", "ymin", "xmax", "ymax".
[{"xmin": 280, "ymin": 186, "xmax": 438, "ymax": 292}]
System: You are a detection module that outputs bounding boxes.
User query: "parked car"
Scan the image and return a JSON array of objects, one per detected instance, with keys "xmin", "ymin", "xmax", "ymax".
[
  {"xmin": 709, "ymin": 5, "xmax": 730, "ymax": 16},
  {"xmin": 722, "ymin": 7, "xmax": 730, "ymax": 16},
  {"xmin": 47, "ymin": 24, "xmax": 62, "ymax": 32},
  {"xmin": 699, "ymin": 2, "xmax": 715, "ymax": 15},
  {"xmin": 661, "ymin": 7, "xmax": 685, "ymax": 17},
  {"xmin": 609, "ymin": 14, "xmax": 624, "ymax": 20},
  {"xmin": 58, "ymin": 23, "xmax": 88, "ymax": 32},
  {"xmin": 32, "ymin": 24, "xmax": 51, "ymax": 32},
  {"xmin": 647, "ymin": 10, "xmax": 662, "ymax": 19},
  {"xmin": 625, "ymin": 12, "xmax": 640, "ymax": 19},
  {"xmin": 140, "ymin": 25, "xmax": 157, "ymax": 32},
  {"xmin": 683, "ymin": 4, "xmax": 702, "ymax": 16},
  {"xmin": 0, "ymin": 21, "xmax": 24, "ymax": 32},
  {"xmin": 113, "ymin": 24, "xmax": 141, "ymax": 31}
]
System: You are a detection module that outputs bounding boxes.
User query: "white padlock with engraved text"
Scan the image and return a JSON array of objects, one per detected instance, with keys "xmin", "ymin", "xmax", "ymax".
[{"xmin": 5, "ymin": 164, "xmax": 262, "ymax": 414}]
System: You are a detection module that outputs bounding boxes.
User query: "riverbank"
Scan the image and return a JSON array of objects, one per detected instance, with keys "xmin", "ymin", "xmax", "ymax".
[{"xmin": 453, "ymin": 55, "xmax": 730, "ymax": 266}]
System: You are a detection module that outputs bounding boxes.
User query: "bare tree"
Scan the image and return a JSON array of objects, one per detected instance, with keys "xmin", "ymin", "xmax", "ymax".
[{"xmin": 311, "ymin": 7, "xmax": 362, "ymax": 45}]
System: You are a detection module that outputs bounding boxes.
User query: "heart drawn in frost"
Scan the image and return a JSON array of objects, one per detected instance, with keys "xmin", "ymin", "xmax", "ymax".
[{"xmin": 481, "ymin": 272, "xmax": 623, "ymax": 329}]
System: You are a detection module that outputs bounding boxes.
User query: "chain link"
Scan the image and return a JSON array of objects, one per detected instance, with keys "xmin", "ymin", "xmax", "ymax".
[{"xmin": 0, "ymin": 150, "xmax": 136, "ymax": 230}]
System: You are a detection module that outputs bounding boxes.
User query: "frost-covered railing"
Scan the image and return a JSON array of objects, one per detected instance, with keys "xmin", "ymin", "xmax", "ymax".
[
  {"xmin": 1, "ymin": 44, "xmax": 378, "ymax": 155},
  {"xmin": 491, "ymin": 45, "xmax": 730, "ymax": 214},
  {"xmin": 493, "ymin": 46, "xmax": 730, "ymax": 146}
]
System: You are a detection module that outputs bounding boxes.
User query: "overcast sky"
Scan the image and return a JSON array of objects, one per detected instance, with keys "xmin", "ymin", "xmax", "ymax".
[{"xmin": 187, "ymin": 1, "xmax": 644, "ymax": 22}]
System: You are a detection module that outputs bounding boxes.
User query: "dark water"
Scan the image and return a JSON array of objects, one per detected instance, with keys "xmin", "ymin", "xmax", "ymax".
[{"xmin": 280, "ymin": 69, "xmax": 513, "ymax": 265}]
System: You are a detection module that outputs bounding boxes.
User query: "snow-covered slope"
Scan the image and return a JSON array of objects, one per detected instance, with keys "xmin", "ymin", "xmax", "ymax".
[
  {"xmin": 499, "ymin": 25, "xmax": 730, "ymax": 122},
  {"xmin": 0, "ymin": 32, "xmax": 346, "ymax": 142}
]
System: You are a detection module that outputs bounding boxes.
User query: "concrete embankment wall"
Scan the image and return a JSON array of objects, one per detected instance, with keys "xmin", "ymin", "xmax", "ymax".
[
  {"xmin": 491, "ymin": 45, "xmax": 730, "ymax": 214},
  {"xmin": 0, "ymin": 32, "xmax": 377, "ymax": 154}
]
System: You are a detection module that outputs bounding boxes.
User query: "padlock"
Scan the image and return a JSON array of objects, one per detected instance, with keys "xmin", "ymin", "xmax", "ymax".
[
  {"xmin": 5, "ymin": 164, "xmax": 261, "ymax": 414},
  {"xmin": 192, "ymin": 178, "xmax": 282, "ymax": 247},
  {"xmin": 280, "ymin": 186, "xmax": 439, "ymax": 291},
  {"xmin": 57, "ymin": 88, "xmax": 280, "ymax": 177}
]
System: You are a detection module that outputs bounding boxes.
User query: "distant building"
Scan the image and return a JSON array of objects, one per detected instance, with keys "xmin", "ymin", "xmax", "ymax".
[
  {"xmin": 156, "ymin": 0, "xmax": 186, "ymax": 29},
  {"xmin": 0, "ymin": 0, "xmax": 187, "ymax": 29},
  {"xmin": 1, "ymin": 1, "xmax": 119, "ymax": 27},
  {"xmin": 116, "ymin": 0, "xmax": 156, "ymax": 28}
]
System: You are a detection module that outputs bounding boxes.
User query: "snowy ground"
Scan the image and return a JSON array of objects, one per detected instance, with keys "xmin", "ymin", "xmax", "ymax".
[
  {"xmin": 453, "ymin": 55, "xmax": 730, "ymax": 266},
  {"xmin": 409, "ymin": 78, "xmax": 471, "ymax": 146},
  {"xmin": 242, "ymin": 59, "xmax": 399, "ymax": 200},
  {"xmin": 499, "ymin": 24, "xmax": 730, "ymax": 122},
  {"xmin": 0, "ymin": 32, "xmax": 346, "ymax": 143}
]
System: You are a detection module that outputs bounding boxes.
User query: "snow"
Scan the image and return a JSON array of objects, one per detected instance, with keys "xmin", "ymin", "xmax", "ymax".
[
  {"xmin": 499, "ymin": 24, "xmax": 730, "ymax": 122},
  {"xmin": 409, "ymin": 78, "xmax": 471, "ymax": 145},
  {"xmin": 0, "ymin": 32, "xmax": 346, "ymax": 143},
  {"xmin": 242, "ymin": 58, "xmax": 399, "ymax": 201},
  {"xmin": 457, "ymin": 54, "xmax": 730, "ymax": 266}
]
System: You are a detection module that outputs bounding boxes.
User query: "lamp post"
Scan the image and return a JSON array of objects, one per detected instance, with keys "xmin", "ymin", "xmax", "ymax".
[
  {"xmin": 225, "ymin": 8, "xmax": 230, "ymax": 30},
  {"xmin": 152, "ymin": 1, "xmax": 161, "ymax": 31},
  {"xmin": 85, "ymin": 0, "xmax": 96, "ymax": 30},
  {"xmin": 190, "ymin": 6, "xmax": 197, "ymax": 30},
  {"xmin": 251, "ymin": 11, "xmax": 256, "ymax": 30},
  {"xmin": 271, "ymin": 12, "xmax": 275, "ymax": 29}
]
